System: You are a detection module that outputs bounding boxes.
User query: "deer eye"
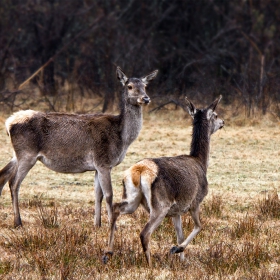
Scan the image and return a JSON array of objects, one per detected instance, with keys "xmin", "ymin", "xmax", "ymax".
[{"xmin": 127, "ymin": 85, "xmax": 132, "ymax": 90}]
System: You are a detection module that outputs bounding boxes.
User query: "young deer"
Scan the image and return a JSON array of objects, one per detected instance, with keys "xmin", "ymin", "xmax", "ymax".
[
  {"xmin": 0, "ymin": 66, "xmax": 158, "ymax": 228},
  {"xmin": 103, "ymin": 96, "xmax": 224, "ymax": 266}
]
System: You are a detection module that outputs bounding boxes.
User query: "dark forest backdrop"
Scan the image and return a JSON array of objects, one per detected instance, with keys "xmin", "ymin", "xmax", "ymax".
[{"xmin": 0, "ymin": 0, "xmax": 280, "ymax": 117}]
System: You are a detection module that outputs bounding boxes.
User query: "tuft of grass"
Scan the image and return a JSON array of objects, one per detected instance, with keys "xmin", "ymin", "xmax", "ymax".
[
  {"xmin": 256, "ymin": 189, "xmax": 280, "ymax": 219},
  {"xmin": 37, "ymin": 202, "xmax": 59, "ymax": 228},
  {"xmin": 24, "ymin": 196, "xmax": 43, "ymax": 209},
  {"xmin": 199, "ymin": 239, "xmax": 271, "ymax": 275},
  {"xmin": 203, "ymin": 194, "xmax": 224, "ymax": 218},
  {"xmin": 2, "ymin": 222, "xmax": 91, "ymax": 279},
  {"xmin": 245, "ymin": 268, "xmax": 280, "ymax": 280},
  {"xmin": 0, "ymin": 261, "xmax": 13, "ymax": 275},
  {"xmin": 230, "ymin": 215, "xmax": 261, "ymax": 239}
]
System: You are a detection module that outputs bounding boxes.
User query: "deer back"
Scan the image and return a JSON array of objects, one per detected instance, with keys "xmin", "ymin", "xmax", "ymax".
[
  {"xmin": 7, "ymin": 111, "xmax": 125, "ymax": 170},
  {"xmin": 150, "ymin": 156, "xmax": 208, "ymax": 212}
]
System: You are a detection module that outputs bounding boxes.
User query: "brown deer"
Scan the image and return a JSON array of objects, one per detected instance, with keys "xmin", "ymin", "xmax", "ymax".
[
  {"xmin": 0, "ymin": 66, "xmax": 158, "ymax": 228},
  {"xmin": 103, "ymin": 96, "xmax": 224, "ymax": 266}
]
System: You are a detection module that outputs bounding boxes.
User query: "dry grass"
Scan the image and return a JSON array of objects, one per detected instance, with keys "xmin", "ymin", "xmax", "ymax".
[{"xmin": 0, "ymin": 107, "xmax": 279, "ymax": 279}]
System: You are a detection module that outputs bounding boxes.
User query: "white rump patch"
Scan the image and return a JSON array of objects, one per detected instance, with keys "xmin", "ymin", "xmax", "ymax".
[
  {"xmin": 5, "ymin": 110, "xmax": 37, "ymax": 136},
  {"xmin": 123, "ymin": 159, "xmax": 158, "ymax": 211},
  {"xmin": 125, "ymin": 159, "xmax": 158, "ymax": 188},
  {"xmin": 123, "ymin": 175, "xmax": 141, "ymax": 202}
]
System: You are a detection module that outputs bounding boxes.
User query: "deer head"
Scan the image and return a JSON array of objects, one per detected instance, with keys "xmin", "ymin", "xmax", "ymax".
[
  {"xmin": 116, "ymin": 66, "xmax": 158, "ymax": 106},
  {"xmin": 186, "ymin": 95, "xmax": 224, "ymax": 135}
]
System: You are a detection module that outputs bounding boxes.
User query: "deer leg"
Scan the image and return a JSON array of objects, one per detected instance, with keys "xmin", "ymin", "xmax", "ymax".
[
  {"xmin": 0, "ymin": 159, "xmax": 16, "ymax": 195},
  {"xmin": 9, "ymin": 159, "xmax": 36, "ymax": 227},
  {"xmin": 107, "ymin": 191, "xmax": 142, "ymax": 250},
  {"xmin": 94, "ymin": 171, "xmax": 103, "ymax": 227},
  {"xmin": 140, "ymin": 209, "xmax": 168, "ymax": 267},
  {"xmin": 96, "ymin": 168, "xmax": 113, "ymax": 225},
  {"xmin": 170, "ymin": 205, "xmax": 201, "ymax": 255},
  {"xmin": 102, "ymin": 201, "xmax": 131, "ymax": 264},
  {"xmin": 102, "ymin": 180, "xmax": 143, "ymax": 263},
  {"xmin": 172, "ymin": 215, "xmax": 185, "ymax": 261}
]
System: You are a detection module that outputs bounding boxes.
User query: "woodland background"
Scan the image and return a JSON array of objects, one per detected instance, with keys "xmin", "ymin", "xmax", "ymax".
[
  {"xmin": 0, "ymin": 0, "xmax": 280, "ymax": 116},
  {"xmin": 0, "ymin": 1, "xmax": 280, "ymax": 279}
]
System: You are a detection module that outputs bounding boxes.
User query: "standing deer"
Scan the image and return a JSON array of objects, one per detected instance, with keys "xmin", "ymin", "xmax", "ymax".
[
  {"xmin": 103, "ymin": 96, "xmax": 224, "ymax": 266},
  {"xmin": 0, "ymin": 66, "xmax": 158, "ymax": 228}
]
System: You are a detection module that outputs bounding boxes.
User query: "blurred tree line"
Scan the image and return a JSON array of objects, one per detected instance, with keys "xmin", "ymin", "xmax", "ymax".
[{"xmin": 0, "ymin": 0, "xmax": 279, "ymax": 116}]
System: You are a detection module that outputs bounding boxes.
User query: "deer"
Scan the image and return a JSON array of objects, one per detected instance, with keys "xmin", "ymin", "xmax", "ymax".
[
  {"xmin": 0, "ymin": 66, "xmax": 158, "ymax": 228},
  {"xmin": 103, "ymin": 96, "xmax": 224, "ymax": 266}
]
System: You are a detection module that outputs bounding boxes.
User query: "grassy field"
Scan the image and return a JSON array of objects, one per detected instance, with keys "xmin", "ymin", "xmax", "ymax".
[{"xmin": 0, "ymin": 107, "xmax": 279, "ymax": 279}]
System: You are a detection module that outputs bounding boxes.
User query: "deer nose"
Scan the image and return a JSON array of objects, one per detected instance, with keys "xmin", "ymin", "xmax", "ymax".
[
  {"xmin": 220, "ymin": 120, "xmax": 225, "ymax": 129},
  {"xmin": 142, "ymin": 96, "xmax": 150, "ymax": 104}
]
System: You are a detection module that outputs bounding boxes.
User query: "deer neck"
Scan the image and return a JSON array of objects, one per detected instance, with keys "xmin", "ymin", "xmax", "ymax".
[
  {"xmin": 189, "ymin": 117, "xmax": 211, "ymax": 171},
  {"xmin": 119, "ymin": 101, "xmax": 143, "ymax": 147}
]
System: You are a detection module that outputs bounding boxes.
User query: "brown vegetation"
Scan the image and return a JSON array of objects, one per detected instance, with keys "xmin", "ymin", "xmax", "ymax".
[{"xmin": 0, "ymin": 106, "xmax": 279, "ymax": 279}]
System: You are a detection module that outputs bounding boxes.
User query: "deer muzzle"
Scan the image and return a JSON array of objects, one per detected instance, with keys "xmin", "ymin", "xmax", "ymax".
[
  {"xmin": 219, "ymin": 120, "xmax": 225, "ymax": 129},
  {"xmin": 138, "ymin": 96, "xmax": 151, "ymax": 105}
]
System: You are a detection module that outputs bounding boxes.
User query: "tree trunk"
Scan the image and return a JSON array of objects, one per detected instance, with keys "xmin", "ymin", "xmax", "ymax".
[{"xmin": 42, "ymin": 61, "xmax": 56, "ymax": 96}]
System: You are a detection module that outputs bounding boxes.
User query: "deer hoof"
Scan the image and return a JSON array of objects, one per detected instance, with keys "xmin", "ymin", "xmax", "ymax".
[
  {"xmin": 102, "ymin": 251, "xmax": 113, "ymax": 264},
  {"xmin": 170, "ymin": 246, "xmax": 184, "ymax": 254}
]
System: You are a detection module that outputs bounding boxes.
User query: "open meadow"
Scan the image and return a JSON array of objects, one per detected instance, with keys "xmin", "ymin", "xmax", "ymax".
[{"xmin": 0, "ymin": 106, "xmax": 279, "ymax": 279}]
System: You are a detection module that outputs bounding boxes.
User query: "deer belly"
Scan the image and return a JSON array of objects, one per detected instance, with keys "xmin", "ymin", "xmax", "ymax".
[
  {"xmin": 167, "ymin": 203, "xmax": 190, "ymax": 216},
  {"xmin": 110, "ymin": 150, "xmax": 127, "ymax": 167},
  {"xmin": 37, "ymin": 154, "xmax": 96, "ymax": 173}
]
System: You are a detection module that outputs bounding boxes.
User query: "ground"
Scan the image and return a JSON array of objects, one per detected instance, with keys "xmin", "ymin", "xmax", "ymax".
[{"xmin": 0, "ymin": 107, "xmax": 279, "ymax": 279}]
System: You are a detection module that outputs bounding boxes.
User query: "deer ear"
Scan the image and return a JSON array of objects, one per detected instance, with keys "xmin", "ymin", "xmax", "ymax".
[
  {"xmin": 116, "ymin": 66, "xmax": 128, "ymax": 86},
  {"xmin": 206, "ymin": 109, "xmax": 214, "ymax": 120},
  {"xmin": 207, "ymin": 95, "xmax": 222, "ymax": 112},
  {"xmin": 185, "ymin": 97, "xmax": 196, "ymax": 119},
  {"xmin": 141, "ymin": 70, "xmax": 158, "ymax": 85}
]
